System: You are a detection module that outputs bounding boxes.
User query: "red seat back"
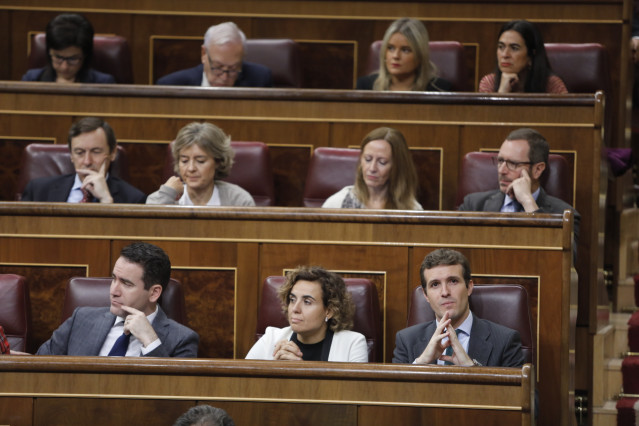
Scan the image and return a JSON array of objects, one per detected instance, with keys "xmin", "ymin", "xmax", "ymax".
[
  {"xmin": 257, "ymin": 275, "xmax": 383, "ymax": 362},
  {"xmin": 28, "ymin": 33, "xmax": 133, "ymax": 84}
]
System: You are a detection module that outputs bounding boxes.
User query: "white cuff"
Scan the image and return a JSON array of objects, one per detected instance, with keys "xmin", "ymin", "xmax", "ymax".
[{"xmin": 141, "ymin": 338, "xmax": 161, "ymax": 355}]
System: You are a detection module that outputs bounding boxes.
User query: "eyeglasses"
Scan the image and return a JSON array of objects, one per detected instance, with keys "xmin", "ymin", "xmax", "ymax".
[
  {"xmin": 492, "ymin": 157, "xmax": 532, "ymax": 171},
  {"xmin": 206, "ymin": 53, "xmax": 241, "ymax": 78},
  {"xmin": 51, "ymin": 53, "xmax": 83, "ymax": 66}
]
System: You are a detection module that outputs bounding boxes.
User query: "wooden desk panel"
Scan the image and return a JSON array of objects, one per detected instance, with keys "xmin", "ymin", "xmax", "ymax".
[
  {"xmin": 0, "ymin": 357, "xmax": 534, "ymax": 426},
  {"xmin": 0, "ymin": 203, "xmax": 568, "ymax": 424}
]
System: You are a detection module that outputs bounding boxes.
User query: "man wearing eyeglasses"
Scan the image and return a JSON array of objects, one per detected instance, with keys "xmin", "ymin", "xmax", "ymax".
[
  {"xmin": 458, "ymin": 128, "xmax": 580, "ymax": 247},
  {"xmin": 156, "ymin": 22, "xmax": 272, "ymax": 88}
]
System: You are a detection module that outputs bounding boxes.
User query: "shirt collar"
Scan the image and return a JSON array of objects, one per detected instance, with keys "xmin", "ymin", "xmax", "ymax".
[
  {"xmin": 501, "ymin": 186, "xmax": 541, "ymax": 208},
  {"xmin": 435, "ymin": 310, "xmax": 474, "ymax": 337}
]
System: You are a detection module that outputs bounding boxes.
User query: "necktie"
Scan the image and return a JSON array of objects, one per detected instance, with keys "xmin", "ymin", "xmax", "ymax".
[
  {"xmin": 107, "ymin": 332, "xmax": 131, "ymax": 356},
  {"xmin": 444, "ymin": 328, "xmax": 462, "ymax": 365},
  {"xmin": 512, "ymin": 199, "xmax": 524, "ymax": 212},
  {"xmin": 80, "ymin": 188, "xmax": 90, "ymax": 203}
]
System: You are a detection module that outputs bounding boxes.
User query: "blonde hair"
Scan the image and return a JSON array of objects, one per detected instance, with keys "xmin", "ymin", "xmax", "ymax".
[
  {"xmin": 373, "ymin": 18, "xmax": 440, "ymax": 91},
  {"xmin": 172, "ymin": 122, "xmax": 234, "ymax": 179},
  {"xmin": 354, "ymin": 127, "xmax": 419, "ymax": 209}
]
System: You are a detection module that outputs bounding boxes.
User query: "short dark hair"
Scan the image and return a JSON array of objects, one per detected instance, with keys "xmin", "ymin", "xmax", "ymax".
[
  {"xmin": 67, "ymin": 117, "xmax": 117, "ymax": 153},
  {"xmin": 420, "ymin": 249, "xmax": 471, "ymax": 289},
  {"xmin": 173, "ymin": 404, "xmax": 235, "ymax": 426},
  {"xmin": 277, "ymin": 266, "xmax": 355, "ymax": 332},
  {"xmin": 120, "ymin": 242, "xmax": 171, "ymax": 291},
  {"xmin": 505, "ymin": 127, "xmax": 549, "ymax": 165},
  {"xmin": 46, "ymin": 13, "xmax": 94, "ymax": 75}
]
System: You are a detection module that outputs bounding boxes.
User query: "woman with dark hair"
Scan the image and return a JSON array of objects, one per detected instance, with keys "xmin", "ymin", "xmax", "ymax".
[
  {"xmin": 22, "ymin": 13, "xmax": 115, "ymax": 84},
  {"xmin": 246, "ymin": 266, "xmax": 368, "ymax": 362},
  {"xmin": 357, "ymin": 18, "xmax": 451, "ymax": 92},
  {"xmin": 322, "ymin": 127, "xmax": 422, "ymax": 210},
  {"xmin": 479, "ymin": 20, "xmax": 567, "ymax": 94}
]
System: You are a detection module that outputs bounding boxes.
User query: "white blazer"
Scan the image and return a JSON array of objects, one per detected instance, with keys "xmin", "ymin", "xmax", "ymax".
[{"xmin": 245, "ymin": 326, "xmax": 368, "ymax": 362}]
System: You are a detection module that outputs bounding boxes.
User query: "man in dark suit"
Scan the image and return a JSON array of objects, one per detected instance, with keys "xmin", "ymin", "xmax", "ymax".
[
  {"xmin": 37, "ymin": 242, "xmax": 199, "ymax": 357},
  {"xmin": 393, "ymin": 249, "xmax": 524, "ymax": 367},
  {"xmin": 21, "ymin": 117, "xmax": 146, "ymax": 204},
  {"xmin": 156, "ymin": 21, "xmax": 272, "ymax": 88},
  {"xmin": 458, "ymin": 128, "xmax": 580, "ymax": 245}
]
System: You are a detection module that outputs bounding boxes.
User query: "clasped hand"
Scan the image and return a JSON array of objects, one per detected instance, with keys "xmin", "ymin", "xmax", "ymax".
[{"xmin": 415, "ymin": 311, "xmax": 473, "ymax": 366}]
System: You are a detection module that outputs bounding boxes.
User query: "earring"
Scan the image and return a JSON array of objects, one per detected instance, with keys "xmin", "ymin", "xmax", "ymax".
[{"xmin": 325, "ymin": 316, "xmax": 329, "ymax": 323}]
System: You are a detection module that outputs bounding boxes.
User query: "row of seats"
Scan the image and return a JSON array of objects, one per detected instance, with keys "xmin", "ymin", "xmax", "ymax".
[
  {"xmin": 0, "ymin": 273, "xmax": 533, "ymax": 364},
  {"xmin": 26, "ymin": 32, "xmax": 611, "ymax": 93},
  {"xmin": 16, "ymin": 143, "xmax": 573, "ymax": 208}
]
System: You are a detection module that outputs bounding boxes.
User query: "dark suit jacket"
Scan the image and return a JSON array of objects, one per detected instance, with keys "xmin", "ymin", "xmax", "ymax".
[
  {"xmin": 356, "ymin": 73, "xmax": 452, "ymax": 91},
  {"xmin": 22, "ymin": 67, "xmax": 116, "ymax": 83},
  {"xmin": 21, "ymin": 173, "xmax": 146, "ymax": 204},
  {"xmin": 156, "ymin": 62, "xmax": 273, "ymax": 87},
  {"xmin": 458, "ymin": 187, "xmax": 580, "ymax": 257},
  {"xmin": 36, "ymin": 306, "xmax": 199, "ymax": 357},
  {"xmin": 392, "ymin": 314, "xmax": 524, "ymax": 367}
]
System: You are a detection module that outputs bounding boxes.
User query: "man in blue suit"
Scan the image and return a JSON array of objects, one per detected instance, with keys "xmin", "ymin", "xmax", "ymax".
[
  {"xmin": 37, "ymin": 242, "xmax": 199, "ymax": 357},
  {"xmin": 393, "ymin": 249, "xmax": 524, "ymax": 367},
  {"xmin": 21, "ymin": 117, "xmax": 146, "ymax": 204},
  {"xmin": 156, "ymin": 22, "xmax": 272, "ymax": 88}
]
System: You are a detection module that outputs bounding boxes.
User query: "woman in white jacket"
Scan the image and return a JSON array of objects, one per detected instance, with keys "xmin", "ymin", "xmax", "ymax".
[{"xmin": 246, "ymin": 266, "xmax": 368, "ymax": 362}]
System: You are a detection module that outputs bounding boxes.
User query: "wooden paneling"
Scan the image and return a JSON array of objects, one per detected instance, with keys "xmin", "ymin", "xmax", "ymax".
[
  {"xmin": 0, "ymin": 357, "xmax": 534, "ymax": 426},
  {"xmin": 0, "ymin": 203, "xmax": 569, "ymax": 424},
  {"xmin": 0, "ymin": 84, "xmax": 605, "ymax": 340},
  {"xmin": 0, "ymin": 0, "xmax": 630, "ymax": 149}
]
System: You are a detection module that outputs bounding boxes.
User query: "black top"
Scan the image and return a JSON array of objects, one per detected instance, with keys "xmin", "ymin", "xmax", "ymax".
[
  {"xmin": 290, "ymin": 329, "xmax": 334, "ymax": 361},
  {"xmin": 356, "ymin": 73, "xmax": 452, "ymax": 91}
]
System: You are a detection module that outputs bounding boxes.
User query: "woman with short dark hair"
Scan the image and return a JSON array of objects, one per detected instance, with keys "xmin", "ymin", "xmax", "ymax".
[{"xmin": 22, "ymin": 13, "xmax": 115, "ymax": 84}]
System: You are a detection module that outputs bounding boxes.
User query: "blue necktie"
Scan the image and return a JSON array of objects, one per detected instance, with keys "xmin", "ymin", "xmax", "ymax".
[
  {"xmin": 444, "ymin": 329, "xmax": 462, "ymax": 365},
  {"xmin": 512, "ymin": 199, "xmax": 524, "ymax": 212},
  {"xmin": 107, "ymin": 332, "xmax": 131, "ymax": 356}
]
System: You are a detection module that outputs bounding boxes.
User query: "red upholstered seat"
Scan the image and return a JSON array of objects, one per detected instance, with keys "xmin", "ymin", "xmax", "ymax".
[
  {"xmin": 0, "ymin": 274, "xmax": 32, "ymax": 352},
  {"xmin": 616, "ymin": 397, "xmax": 639, "ymax": 426},
  {"xmin": 364, "ymin": 40, "xmax": 468, "ymax": 91},
  {"xmin": 15, "ymin": 143, "xmax": 131, "ymax": 201},
  {"xmin": 245, "ymin": 39, "xmax": 302, "ymax": 88},
  {"xmin": 406, "ymin": 284, "xmax": 534, "ymax": 366},
  {"xmin": 28, "ymin": 33, "xmax": 133, "ymax": 84},
  {"xmin": 256, "ymin": 275, "xmax": 383, "ymax": 362},
  {"xmin": 61, "ymin": 277, "xmax": 188, "ymax": 326},
  {"xmin": 302, "ymin": 147, "xmax": 360, "ymax": 207},
  {"xmin": 162, "ymin": 141, "xmax": 275, "ymax": 206},
  {"xmin": 545, "ymin": 43, "xmax": 611, "ymax": 94},
  {"xmin": 455, "ymin": 151, "xmax": 574, "ymax": 208}
]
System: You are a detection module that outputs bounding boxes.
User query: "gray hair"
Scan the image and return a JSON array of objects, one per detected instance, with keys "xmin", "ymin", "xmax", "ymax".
[
  {"xmin": 172, "ymin": 122, "xmax": 234, "ymax": 180},
  {"xmin": 203, "ymin": 22, "xmax": 246, "ymax": 52}
]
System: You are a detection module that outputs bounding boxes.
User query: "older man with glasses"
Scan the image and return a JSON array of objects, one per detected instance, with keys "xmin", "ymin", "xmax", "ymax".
[
  {"xmin": 156, "ymin": 22, "xmax": 272, "ymax": 88},
  {"xmin": 458, "ymin": 128, "xmax": 580, "ymax": 252}
]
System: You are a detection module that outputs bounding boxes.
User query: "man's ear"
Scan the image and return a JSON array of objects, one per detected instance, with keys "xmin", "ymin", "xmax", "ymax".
[
  {"xmin": 108, "ymin": 146, "xmax": 117, "ymax": 162},
  {"xmin": 200, "ymin": 45, "xmax": 207, "ymax": 65},
  {"xmin": 531, "ymin": 162, "xmax": 546, "ymax": 180},
  {"xmin": 422, "ymin": 286, "xmax": 430, "ymax": 304},
  {"xmin": 467, "ymin": 280, "xmax": 474, "ymax": 296},
  {"xmin": 148, "ymin": 284, "xmax": 162, "ymax": 303}
]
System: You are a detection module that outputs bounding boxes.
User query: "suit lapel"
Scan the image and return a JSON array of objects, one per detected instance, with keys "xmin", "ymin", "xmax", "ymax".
[
  {"xmin": 484, "ymin": 191, "xmax": 505, "ymax": 212},
  {"xmin": 51, "ymin": 174, "xmax": 76, "ymax": 202},
  {"xmin": 414, "ymin": 321, "xmax": 437, "ymax": 365},
  {"xmin": 468, "ymin": 317, "xmax": 493, "ymax": 366},
  {"xmin": 151, "ymin": 306, "xmax": 170, "ymax": 342},
  {"xmin": 86, "ymin": 310, "xmax": 117, "ymax": 355}
]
